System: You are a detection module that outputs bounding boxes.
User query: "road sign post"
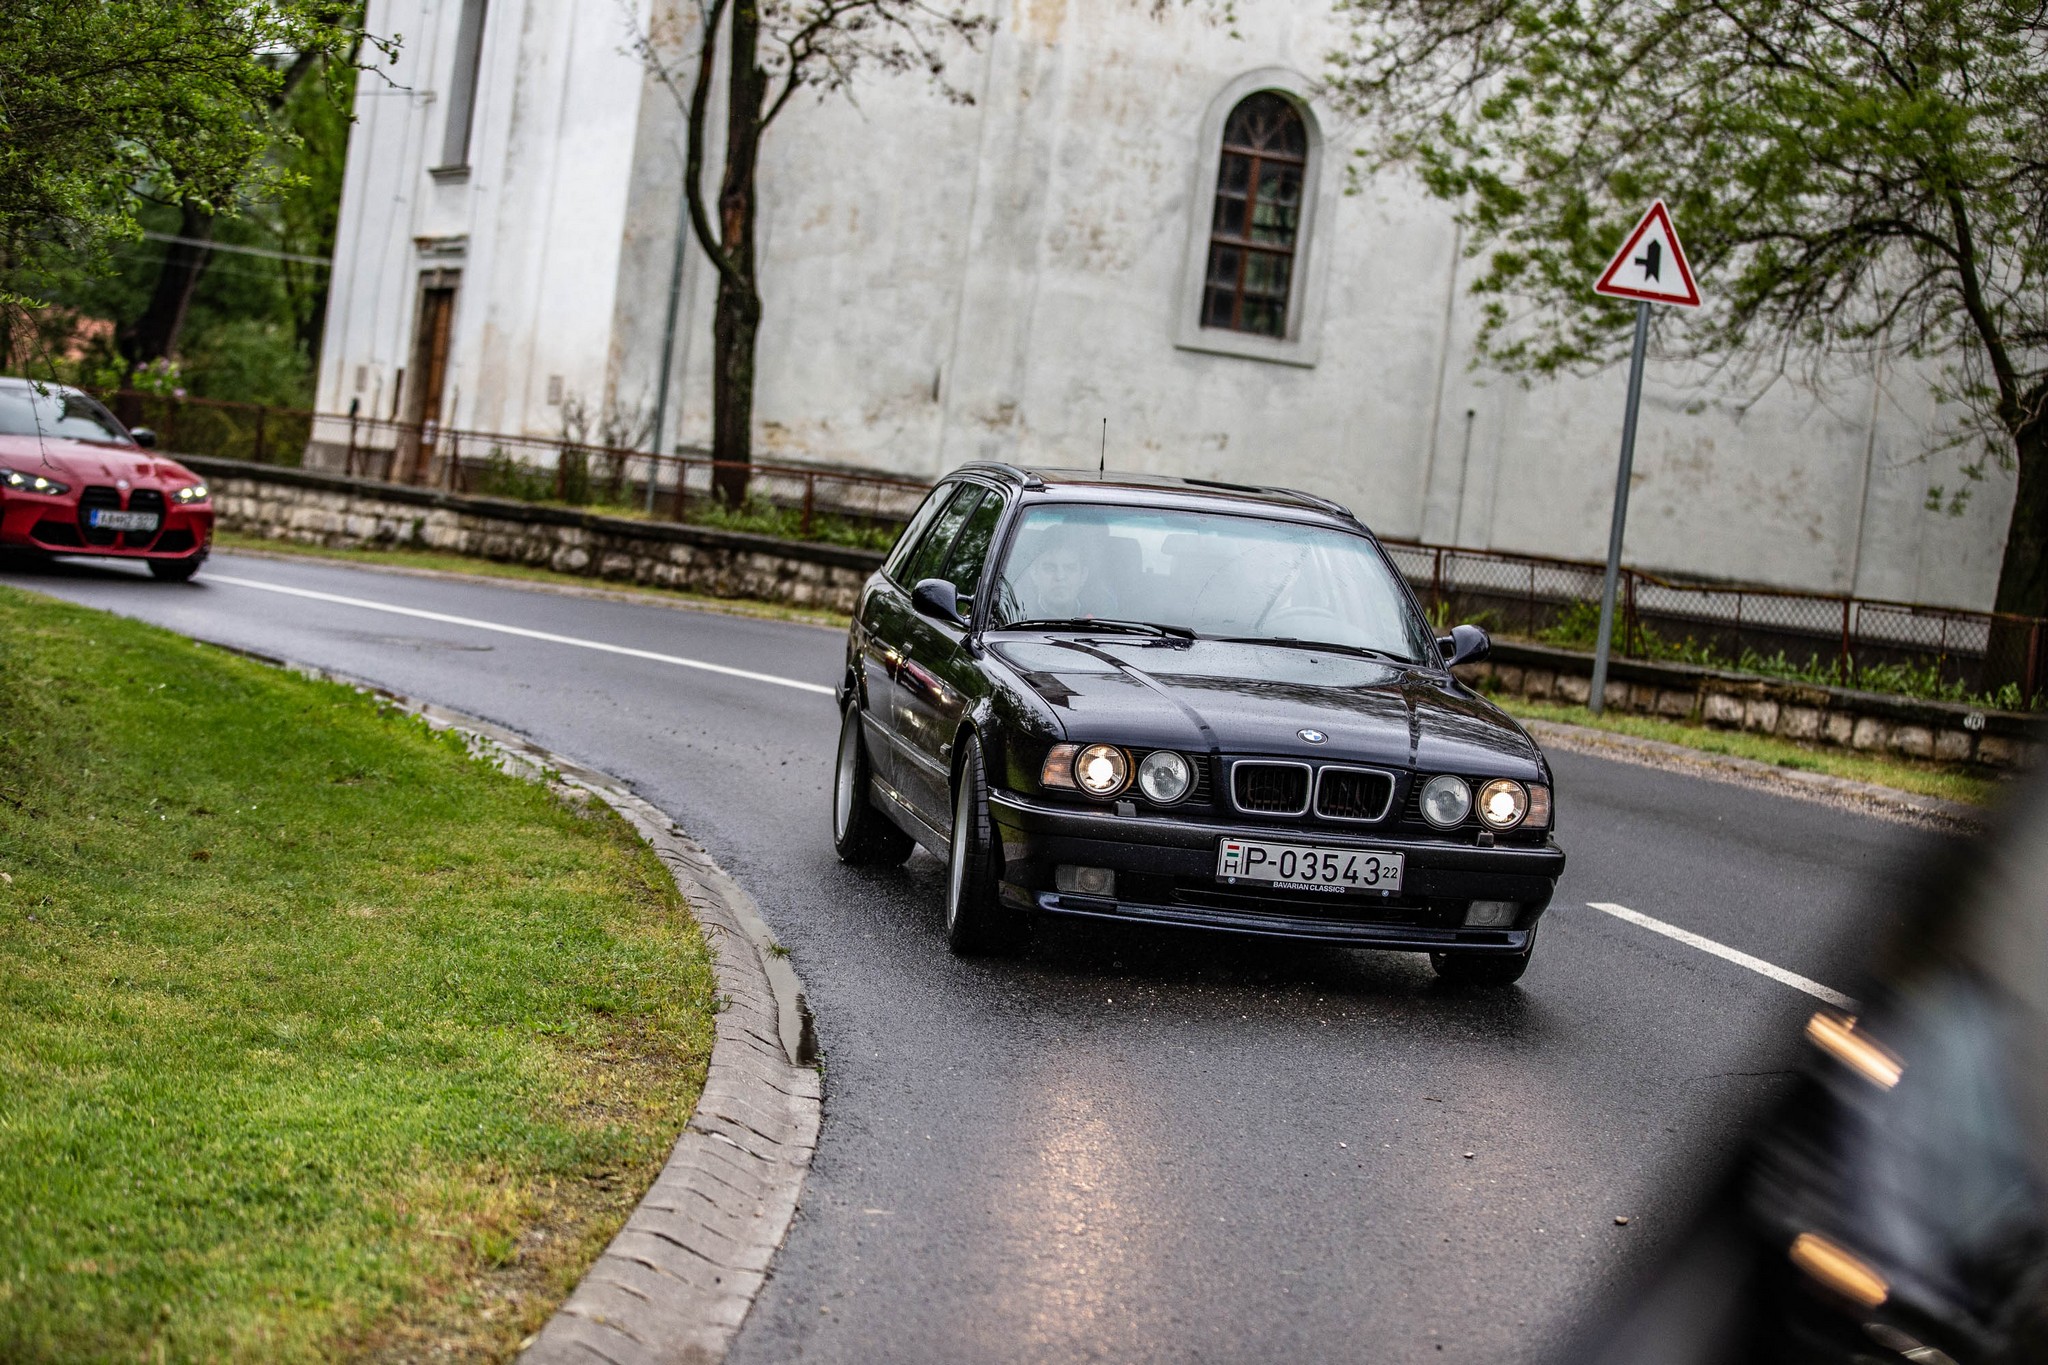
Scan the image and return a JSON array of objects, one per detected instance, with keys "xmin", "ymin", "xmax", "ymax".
[{"xmin": 1587, "ymin": 200, "xmax": 1702, "ymax": 715}]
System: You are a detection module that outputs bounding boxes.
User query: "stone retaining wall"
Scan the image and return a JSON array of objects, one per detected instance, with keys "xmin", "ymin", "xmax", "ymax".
[
  {"xmin": 1459, "ymin": 641, "xmax": 2041, "ymax": 771},
  {"xmin": 186, "ymin": 458, "xmax": 2041, "ymax": 770},
  {"xmin": 185, "ymin": 456, "xmax": 882, "ymax": 614}
]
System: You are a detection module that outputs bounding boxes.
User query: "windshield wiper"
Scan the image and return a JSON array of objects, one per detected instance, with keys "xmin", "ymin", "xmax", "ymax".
[
  {"xmin": 1214, "ymin": 635, "xmax": 1410, "ymax": 664},
  {"xmin": 999, "ymin": 617, "xmax": 1196, "ymax": 640}
]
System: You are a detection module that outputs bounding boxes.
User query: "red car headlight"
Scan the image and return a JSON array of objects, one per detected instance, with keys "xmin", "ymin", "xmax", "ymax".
[
  {"xmin": 171, "ymin": 482, "xmax": 210, "ymax": 505},
  {"xmin": 0, "ymin": 467, "xmax": 71, "ymax": 496}
]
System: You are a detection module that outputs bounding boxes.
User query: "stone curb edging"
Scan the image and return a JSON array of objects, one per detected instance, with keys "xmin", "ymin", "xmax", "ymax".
[
  {"xmin": 195, "ymin": 642, "xmax": 820, "ymax": 1365},
  {"xmin": 1522, "ymin": 717, "xmax": 1988, "ymax": 834}
]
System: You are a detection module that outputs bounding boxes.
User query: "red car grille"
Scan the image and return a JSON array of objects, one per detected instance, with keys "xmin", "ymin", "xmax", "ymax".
[
  {"xmin": 125, "ymin": 489, "xmax": 165, "ymax": 549},
  {"xmin": 78, "ymin": 486, "xmax": 122, "ymax": 547}
]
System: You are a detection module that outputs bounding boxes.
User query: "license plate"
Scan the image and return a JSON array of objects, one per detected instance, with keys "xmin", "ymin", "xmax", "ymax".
[
  {"xmin": 88, "ymin": 509, "xmax": 160, "ymax": 532},
  {"xmin": 1216, "ymin": 838, "xmax": 1404, "ymax": 894}
]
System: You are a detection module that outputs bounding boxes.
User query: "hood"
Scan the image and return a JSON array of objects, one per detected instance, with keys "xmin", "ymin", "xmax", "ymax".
[
  {"xmin": 991, "ymin": 636, "xmax": 1543, "ymax": 776},
  {"xmin": 0, "ymin": 435, "xmax": 198, "ymax": 488}
]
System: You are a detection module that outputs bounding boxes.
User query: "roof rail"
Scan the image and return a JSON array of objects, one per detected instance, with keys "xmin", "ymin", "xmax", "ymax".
[
  {"xmin": 957, "ymin": 460, "xmax": 1044, "ymax": 489},
  {"xmin": 1185, "ymin": 476, "xmax": 1355, "ymax": 522},
  {"xmin": 1279, "ymin": 487, "xmax": 1358, "ymax": 522}
]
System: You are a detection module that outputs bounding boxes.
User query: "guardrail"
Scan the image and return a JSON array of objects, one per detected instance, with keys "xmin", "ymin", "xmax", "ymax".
[{"xmin": 105, "ymin": 388, "xmax": 2046, "ymax": 702}]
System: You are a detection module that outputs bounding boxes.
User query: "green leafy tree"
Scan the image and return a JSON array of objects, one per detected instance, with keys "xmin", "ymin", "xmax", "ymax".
[
  {"xmin": 0, "ymin": 1, "xmax": 389, "ymax": 376},
  {"xmin": 1325, "ymin": 0, "xmax": 2048, "ymax": 641}
]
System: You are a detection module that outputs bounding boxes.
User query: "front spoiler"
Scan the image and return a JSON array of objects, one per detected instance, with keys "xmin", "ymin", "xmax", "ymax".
[{"xmin": 1034, "ymin": 892, "xmax": 1535, "ymax": 953}]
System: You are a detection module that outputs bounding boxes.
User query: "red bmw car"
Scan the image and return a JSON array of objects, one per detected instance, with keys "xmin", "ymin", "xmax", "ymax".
[{"xmin": 0, "ymin": 378, "xmax": 212, "ymax": 581}]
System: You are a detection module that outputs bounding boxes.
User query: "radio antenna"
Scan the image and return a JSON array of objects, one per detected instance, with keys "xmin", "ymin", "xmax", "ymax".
[{"xmin": 1099, "ymin": 417, "xmax": 1107, "ymax": 474}]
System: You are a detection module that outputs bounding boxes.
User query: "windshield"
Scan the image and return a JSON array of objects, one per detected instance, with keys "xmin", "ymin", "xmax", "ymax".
[
  {"xmin": 0, "ymin": 384, "xmax": 132, "ymax": 445},
  {"xmin": 988, "ymin": 504, "xmax": 1435, "ymax": 662}
]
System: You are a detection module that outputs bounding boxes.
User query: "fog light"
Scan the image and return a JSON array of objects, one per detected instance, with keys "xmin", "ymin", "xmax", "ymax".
[
  {"xmin": 1055, "ymin": 865, "xmax": 1116, "ymax": 897},
  {"xmin": 1464, "ymin": 900, "xmax": 1519, "ymax": 927}
]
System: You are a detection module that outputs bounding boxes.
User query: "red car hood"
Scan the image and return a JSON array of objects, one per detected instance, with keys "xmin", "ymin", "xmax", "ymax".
[{"xmin": 0, "ymin": 435, "xmax": 201, "ymax": 488}]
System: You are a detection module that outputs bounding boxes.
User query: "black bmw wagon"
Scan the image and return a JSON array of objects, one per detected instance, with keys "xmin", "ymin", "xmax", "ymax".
[{"xmin": 832, "ymin": 464, "xmax": 1566, "ymax": 985}]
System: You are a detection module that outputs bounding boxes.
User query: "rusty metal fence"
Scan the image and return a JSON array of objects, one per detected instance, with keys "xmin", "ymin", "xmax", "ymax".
[
  {"xmin": 107, "ymin": 391, "xmax": 931, "ymax": 551},
  {"xmin": 108, "ymin": 389, "xmax": 2047, "ymax": 701}
]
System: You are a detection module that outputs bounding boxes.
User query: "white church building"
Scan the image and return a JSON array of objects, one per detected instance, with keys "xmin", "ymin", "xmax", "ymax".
[{"xmin": 315, "ymin": 0, "xmax": 2016, "ymax": 611}]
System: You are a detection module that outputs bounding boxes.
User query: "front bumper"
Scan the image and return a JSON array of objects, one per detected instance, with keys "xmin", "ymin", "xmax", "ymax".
[
  {"xmin": 990, "ymin": 788, "xmax": 1563, "ymax": 953},
  {"xmin": 0, "ymin": 495, "xmax": 213, "ymax": 558}
]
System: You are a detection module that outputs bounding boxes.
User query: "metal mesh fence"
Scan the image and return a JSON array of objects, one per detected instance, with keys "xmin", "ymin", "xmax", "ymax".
[{"xmin": 1385, "ymin": 538, "xmax": 2047, "ymax": 703}]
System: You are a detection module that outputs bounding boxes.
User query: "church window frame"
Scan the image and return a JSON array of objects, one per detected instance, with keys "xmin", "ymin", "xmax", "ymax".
[{"xmin": 1174, "ymin": 72, "xmax": 1330, "ymax": 368}]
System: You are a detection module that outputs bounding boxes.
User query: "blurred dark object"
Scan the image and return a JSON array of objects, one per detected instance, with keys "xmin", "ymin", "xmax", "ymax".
[{"xmin": 1568, "ymin": 776, "xmax": 2048, "ymax": 1365}]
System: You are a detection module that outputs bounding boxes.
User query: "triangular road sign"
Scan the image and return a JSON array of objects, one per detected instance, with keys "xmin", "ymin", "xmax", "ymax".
[{"xmin": 1593, "ymin": 200, "xmax": 1702, "ymax": 308}]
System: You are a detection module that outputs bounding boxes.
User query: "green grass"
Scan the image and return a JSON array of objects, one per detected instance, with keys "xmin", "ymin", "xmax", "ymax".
[
  {"xmin": 0, "ymin": 588, "xmax": 719, "ymax": 1362},
  {"xmin": 212, "ymin": 531, "xmax": 851, "ymax": 630},
  {"xmin": 1496, "ymin": 696, "xmax": 2003, "ymax": 807}
]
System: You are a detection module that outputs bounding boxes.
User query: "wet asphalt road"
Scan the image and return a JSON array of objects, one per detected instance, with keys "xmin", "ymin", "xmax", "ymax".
[{"xmin": 3, "ymin": 552, "xmax": 1949, "ymax": 1363}]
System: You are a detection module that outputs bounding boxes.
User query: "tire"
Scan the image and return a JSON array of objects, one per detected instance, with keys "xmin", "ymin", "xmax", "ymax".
[
  {"xmin": 148, "ymin": 556, "xmax": 203, "ymax": 583},
  {"xmin": 1430, "ymin": 928, "xmax": 1536, "ymax": 988},
  {"xmin": 831, "ymin": 699, "xmax": 914, "ymax": 866},
  {"xmin": 944, "ymin": 732, "xmax": 1026, "ymax": 957}
]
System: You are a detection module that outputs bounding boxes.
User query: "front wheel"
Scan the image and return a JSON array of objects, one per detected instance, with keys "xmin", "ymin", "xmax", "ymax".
[
  {"xmin": 1430, "ymin": 928, "xmax": 1536, "ymax": 988},
  {"xmin": 945, "ymin": 733, "xmax": 1026, "ymax": 957},
  {"xmin": 148, "ymin": 556, "xmax": 203, "ymax": 583},
  {"xmin": 832, "ymin": 700, "xmax": 913, "ymax": 866}
]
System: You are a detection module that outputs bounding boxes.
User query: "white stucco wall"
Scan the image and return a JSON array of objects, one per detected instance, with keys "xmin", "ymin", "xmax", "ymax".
[{"xmin": 318, "ymin": 0, "xmax": 2019, "ymax": 610}]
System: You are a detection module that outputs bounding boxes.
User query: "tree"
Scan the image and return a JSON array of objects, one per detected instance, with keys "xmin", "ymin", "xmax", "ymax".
[
  {"xmin": 0, "ymin": 1, "xmax": 388, "ymax": 375},
  {"xmin": 629, "ymin": 0, "xmax": 988, "ymax": 505},
  {"xmin": 1325, "ymin": 1, "xmax": 2048, "ymax": 639}
]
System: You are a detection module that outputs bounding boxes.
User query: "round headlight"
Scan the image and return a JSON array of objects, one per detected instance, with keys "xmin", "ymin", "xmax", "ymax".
[
  {"xmin": 1136, "ymin": 750, "xmax": 1192, "ymax": 804},
  {"xmin": 1477, "ymin": 779, "xmax": 1529, "ymax": 829},
  {"xmin": 1420, "ymin": 774, "xmax": 1472, "ymax": 829},
  {"xmin": 1074, "ymin": 744, "xmax": 1130, "ymax": 796}
]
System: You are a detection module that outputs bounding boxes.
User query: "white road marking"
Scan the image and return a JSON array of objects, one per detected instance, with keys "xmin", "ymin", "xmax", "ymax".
[
  {"xmin": 208, "ymin": 574, "xmax": 838, "ymax": 696},
  {"xmin": 1586, "ymin": 901, "xmax": 1854, "ymax": 1008}
]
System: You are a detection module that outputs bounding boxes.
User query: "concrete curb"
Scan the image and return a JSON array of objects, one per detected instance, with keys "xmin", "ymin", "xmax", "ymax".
[
  {"xmin": 1522, "ymin": 717, "xmax": 1990, "ymax": 834},
  {"xmin": 195, "ymin": 642, "xmax": 819, "ymax": 1365}
]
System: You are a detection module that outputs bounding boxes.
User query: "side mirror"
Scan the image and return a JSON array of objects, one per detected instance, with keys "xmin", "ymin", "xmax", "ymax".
[
  {"xmin": 129, "ymin": 427, "xmax": 158, "ymax": 449},
  {"xmin": 1437, "ymin": 623, "xmax": 1491, "ymax": 668},
  {"xmin": 911, "ymin": 578, "xmax": 967, "ymax": 627}
]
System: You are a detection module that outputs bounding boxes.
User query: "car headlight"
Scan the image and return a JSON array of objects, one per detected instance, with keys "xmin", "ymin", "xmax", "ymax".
[
  {"xmin": 1074, "ymin": 744, "xmax": 1129, "ymax": 796},
  {"xmin": 171, "ymin": 483, "xmax": 209, "ymax": 504},
  {"xmin": 1136, "ymin": 750, "xmax": 1192, "ymax": 804},
  {"xmin": 1040, "ymin": 743, "xmax": 1132, "ymax": 796},
  {"xmin": 0, "ymin": 467, "xmax": 70, "ymax": 496},
  {"xmin": 1477, "ymin": 778, "xmax": 1529, "ymax": 829},
  {"xmin": 1419, "ymin": 774, "xmax": 1472, "ymax": 828}
]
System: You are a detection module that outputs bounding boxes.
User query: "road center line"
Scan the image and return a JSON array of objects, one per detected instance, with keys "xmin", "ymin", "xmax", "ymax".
[
  {"xmin": 208, "ymin": 574, "xmax": 838, "ymax": 697},
  {"xmin": 1586, "ymin": 901, "xmax": 1854, "ymax": 1008}
]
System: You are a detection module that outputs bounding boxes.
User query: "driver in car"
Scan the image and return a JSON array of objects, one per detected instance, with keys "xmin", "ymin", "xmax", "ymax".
[{"xmin": 1014, "ymin": 539, "xmax": 1119, "ymax": 620}]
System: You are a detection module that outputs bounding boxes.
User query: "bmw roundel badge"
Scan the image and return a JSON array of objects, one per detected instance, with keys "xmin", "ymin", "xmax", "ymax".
[{"xmin": 1298, "ymin": 728, "xmax": 1328, "ymax": 744}]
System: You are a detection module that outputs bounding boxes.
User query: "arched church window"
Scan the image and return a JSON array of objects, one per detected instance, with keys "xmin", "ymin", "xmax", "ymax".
[{"xmin": 1201, "ymin": 92, "xmax": 1308, "ymax": 338}]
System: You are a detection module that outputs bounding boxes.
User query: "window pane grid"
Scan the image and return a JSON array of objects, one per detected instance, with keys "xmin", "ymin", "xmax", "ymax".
[{"xmin": 1203, "ymin": 93, "xmax": 1306, "ymax": 339}]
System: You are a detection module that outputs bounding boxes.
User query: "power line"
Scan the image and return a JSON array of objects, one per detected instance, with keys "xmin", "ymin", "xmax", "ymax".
[{"xmin": 141, "ymin": 232, "xmax": 331, "ymax": 267}]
